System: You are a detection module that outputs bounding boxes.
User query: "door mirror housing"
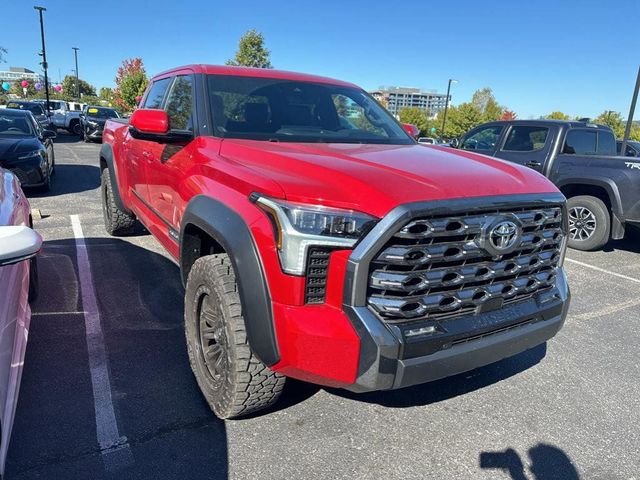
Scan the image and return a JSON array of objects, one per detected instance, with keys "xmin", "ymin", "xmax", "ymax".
[
  {"xmin": 128, "ymin": 109, "xmax": 193, "ymax": 144},
  {"xmin": 0, "ymin": 226, "xmax": 42, "ymax": 267},
  {"xmin": 402, "ymin": 123, "xmax": 420, "ymax": 139},
  {"xmin": 42, "ymin": 129, "xmax": 56, "ymax": 139}
]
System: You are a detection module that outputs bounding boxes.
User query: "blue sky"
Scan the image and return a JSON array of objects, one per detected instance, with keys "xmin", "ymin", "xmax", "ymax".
[{"xmin": 2, "ymin": 0, "xmax": 638, "ymax": 118}]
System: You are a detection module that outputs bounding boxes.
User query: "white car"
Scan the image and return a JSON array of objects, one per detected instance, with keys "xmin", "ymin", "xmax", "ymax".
[{"xmin": 0, "ymin": 169, "xmax": 42, "ymax": 475}]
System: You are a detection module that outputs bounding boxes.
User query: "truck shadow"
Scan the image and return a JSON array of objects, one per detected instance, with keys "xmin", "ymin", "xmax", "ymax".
[
  {"xmin": 602, "ymin": 225, "xmax": 640, "ymax": 254},
  {"xmin": 52, "ymin": 132, "xmax": 82, "ymax": 144},
  {"xmin": 8, "ymin": 237, "xmax": 229, "ymax": 480},
  {"xmin": 328, "ymin": 343, "xmax": 546, "ymax": 408},
  {"xmin": 480, "ymin": 443, "xmax": 580, "ymax": 479}
]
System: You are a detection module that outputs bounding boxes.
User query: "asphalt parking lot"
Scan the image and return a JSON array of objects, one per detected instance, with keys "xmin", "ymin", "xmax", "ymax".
[{"xmin": 5, "ymin": 133, "xmax": 640, "ymax": 480}]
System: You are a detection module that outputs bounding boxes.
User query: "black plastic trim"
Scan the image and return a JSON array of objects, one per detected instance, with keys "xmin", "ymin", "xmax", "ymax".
[
  {"xmin": 180, "ymin": 195, "xmax": 280, "ymax": 366},
  {"xmin": 99, "ymin": 143, "xmax": 132, "ymax": 215}
]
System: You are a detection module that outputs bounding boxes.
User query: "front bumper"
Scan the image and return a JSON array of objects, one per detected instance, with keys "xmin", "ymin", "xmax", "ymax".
[
  {"xmin": 344, "ymin": 266, "xmax": 569, "ymax": 393},
  {"xmin": 85, "ymin": 124, "xmax": 104, "ymax": 139},
  {"xmin": 2, "ymin": 156, "xmax": 47, "ymax": 187}
]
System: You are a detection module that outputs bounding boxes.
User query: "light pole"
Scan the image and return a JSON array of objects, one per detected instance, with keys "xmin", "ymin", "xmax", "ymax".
[
  {"xmin": 34, "ymin": 6, "xmax": 50, "ymax": 116},
  {"xmin": 72, "ymin": 47, "xmax": 80, "ymax": 100},
  {"xmin": 620, "ymin": 66, "xmax": 640, "ymax": 157},
  {"xmin": 441, "ymin": 79, "xmax": 457, "ymax": 138}
]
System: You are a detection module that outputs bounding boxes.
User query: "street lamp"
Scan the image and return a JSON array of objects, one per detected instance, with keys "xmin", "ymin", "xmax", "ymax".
[
  {"xmin": 441, "ymin": 79, "xmax": 458, "ymax": 138},
  {"xmin": 72, "ymin": 47, "xmax": 80, "ymax": 100},
  {"xmin": 34, "ymin": 6, "xmax": 50, "ymax": 116}
]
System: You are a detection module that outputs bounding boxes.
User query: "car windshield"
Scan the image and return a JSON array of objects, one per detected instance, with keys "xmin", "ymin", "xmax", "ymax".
[
  {"xmin": 40, "ymin": 101, "xmax": 64, "ymax": 110},
  {"xmin": 0, "ymin": 114, "xmax": 35, "ymax": 136},
  {"xmin": 86, "ymin": 107, "xmax": 118, "ymax": 119},
  {"xmin": 6, "ymin": 103, "xmax": 43, "ymax": 115},
  {"xmin": 207, "ymin": 75, "xmax": 413, "ymax": 144}
]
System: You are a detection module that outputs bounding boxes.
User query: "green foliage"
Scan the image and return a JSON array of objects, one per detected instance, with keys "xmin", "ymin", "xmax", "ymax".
[
  {"xmin": 11, "ymin": 80, "xmax": 36, "ymax": 97},
  {"xmin": 99, "ymin": 87, "xmax": 114, "ymax": 102},
  {"xmin": 594, "ymin": 111, "xmax": 625, "ymax": 138},
  {"xmin": 113, "ymin": 58, "xmax": 148, "ymax": 111},
  {"xmin": 471, "ymin": 87, "xmax": 503, "ymax": 121},
  {"xmin": 61, "ymin": 75, "xmax": 96, "ymax": 98},
  {"xmin": 226, "ymin": 29, "xmax": 273, "ymax": 69},
  {"xmin": 398, "ymin": 107, "xmax": 428, "ymax": 134},
  {"xmin": 545, "ymin": 111, "xmax": 570, "ymax": 120}
]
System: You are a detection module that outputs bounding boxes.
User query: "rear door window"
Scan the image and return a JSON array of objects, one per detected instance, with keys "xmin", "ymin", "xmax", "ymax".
[
  {"xmin": 596, "ymin": 131, "xmax": 616, "ymax": 156},
  {"xmin": 143, "ymin": 78, "xmax": 172, "ymax": 109},
  {"xmin": 563, "ymin": 130, "xmax": 596, "ymax": 155},
  {"xmin": 503, "ymin": 126, "xmax": 549, "ymax": 151}
]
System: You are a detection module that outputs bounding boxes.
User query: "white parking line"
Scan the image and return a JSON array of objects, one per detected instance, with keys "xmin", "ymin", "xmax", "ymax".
[
  {"xmin": 565, "ymin": 257, "xmax": 640, "ymax": 284},
  {"xmin": 70, "ymin": 215, "xmax": 133, "ymax": 471}
]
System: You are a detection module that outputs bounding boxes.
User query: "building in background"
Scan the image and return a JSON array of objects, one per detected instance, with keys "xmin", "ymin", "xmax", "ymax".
[
  {"xmin": 371, "ymin": 86, "xmax": 449, "ymax": 118},
  {"xmin": 0, "ymin": 67, "xmax": 44, "ymax": 84}
]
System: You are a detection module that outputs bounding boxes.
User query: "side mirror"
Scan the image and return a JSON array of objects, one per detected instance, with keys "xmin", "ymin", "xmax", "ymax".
[
  {"xmin": 129, "ymin": 109, "xmax": 192, "ymax": 144},
  {"xmin": 402, "ymin": 123, "xmax": 420, "ymax": 139},
  {"xmin": 42, "ymin": 129, "xmax": 56, "ymax": 139},
  {"xmin": 0, "ymin": 226, "xmax": 42, "ymax": 267}
]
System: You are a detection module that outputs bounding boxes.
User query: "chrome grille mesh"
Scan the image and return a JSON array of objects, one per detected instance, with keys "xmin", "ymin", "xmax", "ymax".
[{"xmin": 367, "ymin": 206, "xmax": 563, "ymax": 323}]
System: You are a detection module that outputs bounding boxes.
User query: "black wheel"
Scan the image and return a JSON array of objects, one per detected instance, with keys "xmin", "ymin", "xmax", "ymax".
[
  {"xmin": 39, "ymin": 156, "xmax": 52, "ymax": 192},
  {"xmin": 567, "ymin": 195, "xmax": 610, "ymax": 251},
  {"xmin": 71, "ymin": 121, "xmax": 82, "ymax": 136},
  {"xmin": 49, "ymin": 145, "xmax": 56, "ymax": 176},
  {"xmin": 185, "ymin": 254, "xmax": 285, "ymax": 419},
  {"xmin": 28, "ymin": 257, "xmax": 39, "ymax": 303},
  {"xmin": 101, "ymin": 168, "xmax": 135, "ymax": 235}
]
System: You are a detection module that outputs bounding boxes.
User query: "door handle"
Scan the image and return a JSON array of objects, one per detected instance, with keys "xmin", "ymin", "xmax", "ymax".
[{"xmin": 525, "ymin": 161, "xmax": 542, "ymax": 168}]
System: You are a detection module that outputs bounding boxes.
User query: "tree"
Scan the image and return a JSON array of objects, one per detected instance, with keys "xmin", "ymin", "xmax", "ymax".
[
  {"xmin": 11, "ymin": 80, "xmax": 36, "ymax": 98},
  {"xmin": 398, "ymin": 107, "xmax": 428, "ymax": 135},
  {"xmin": 113, "ymin": 58, "xmax": 148, "ymax": 111},
  {"xmin": 471, "ymin": 87, "xmax": 503, "ymax": 121},
  {"xmin": 0, "ymin": 47, "xmax": 6, "ymax": 63},
  {"xmin": 545, "ymin": 111, "xmax": 570, "ymax": 120},
  {"xmin": 501, "ymin": 110, "xmax": 517, "ymax": 121},
  {"xmin": 99, "ymin": 87, "xmax": 114, "ymax": 102},
  {"xmin": 61, "ymin": 75, "xmax": 96, "ymax": 98},
  {"xmin": 226, "ymin": 29, "xmax": 273, "ymax": 68},
  {"xmin": 594, "ymin": 111, "xmax": 625, "ymax": 138}
]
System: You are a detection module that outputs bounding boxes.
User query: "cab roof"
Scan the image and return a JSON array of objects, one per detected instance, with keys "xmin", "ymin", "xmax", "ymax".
[{"xmin": 152, "ymin": 64, "xmax": 359, "ymax": 88}]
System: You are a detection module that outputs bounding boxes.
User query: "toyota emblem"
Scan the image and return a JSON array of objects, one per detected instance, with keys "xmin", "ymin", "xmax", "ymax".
[{"xmin": 489, "ymin": 220, "xmax": 519, "ymax": 251}]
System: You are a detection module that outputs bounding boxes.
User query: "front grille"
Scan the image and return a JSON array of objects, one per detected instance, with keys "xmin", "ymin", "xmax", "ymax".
[
  {"xmin": 305, "ymin": 247, "xmax": 332, "ymax": 304},
  {"xmin": 367, "ymin": 205, "xmax": 564, "ymax": 323},
  {"xmin": 10, "ymin": 168, "xmax": 30, "ymax": 185}
]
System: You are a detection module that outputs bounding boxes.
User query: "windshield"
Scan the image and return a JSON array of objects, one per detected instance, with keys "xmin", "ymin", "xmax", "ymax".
[
  {"xmin": 6, "ymin": 103, "xmax": 44, "ymax": 115},
  {"xmin": 40, "ymin": 100, "xmax": 64, "ymax": 110},
  {"xmin": 86, "ymin": 107, "xmax": 118, "ymax": 119},
  {"xmin": 0, "ymin": 114, "xmax": 36, "ymax": 136},
  {"xmin": 207, "ymin": 75, "xmax": 413, "ymax": 144}
]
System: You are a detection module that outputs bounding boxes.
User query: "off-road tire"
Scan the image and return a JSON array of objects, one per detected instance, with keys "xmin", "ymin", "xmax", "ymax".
[
  {"xmin": 101, "ymin": 168, "xmax": 135, "ymax": 235},
  {"xmin": 185, "ymin": 254, "xmax": 285, "ymax": 419},
  {"xmin": 567, "ymin": 195, "xmax": 610, "ymax": 251},
  {"xmin": 70, "ymin": 120, "xmax": 82, "ymax": 136}
]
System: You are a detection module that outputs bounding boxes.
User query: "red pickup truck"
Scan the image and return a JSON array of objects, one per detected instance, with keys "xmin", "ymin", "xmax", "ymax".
[{"xmin": 101, "ymin": 65, "xmax": 570, "ymax": 419}]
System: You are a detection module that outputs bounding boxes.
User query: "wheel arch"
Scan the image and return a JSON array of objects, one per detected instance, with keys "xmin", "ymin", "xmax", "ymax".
[
  {"xmin": 99, "ymin": 143, "xmax": 132, "ymax": 215},
  {"xmin": 180, "ymin": 195, "xmax": 280, "ymax": 366},
  {"xmin": 557, "ymin": 178, "xmax": 624, "ymax": 239}
]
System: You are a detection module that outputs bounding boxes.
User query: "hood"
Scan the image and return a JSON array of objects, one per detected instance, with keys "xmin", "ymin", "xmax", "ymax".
[
  {"xmin": 86, "ymin": 116, "xmax": 107, "ymax": 125},
  {"xmin": 218, "ymin": 140, "xmax": 559, "ymax": 218},
  {"xmin": 0, "ymin": 137, "xmax": 40, "ymax": 163}
]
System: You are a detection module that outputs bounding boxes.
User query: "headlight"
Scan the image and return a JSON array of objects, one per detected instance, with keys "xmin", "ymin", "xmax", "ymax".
[
  {"xmin": 255, "ymin": 196, "xmax": 377, "ymax": 275},
  {"xmin": 17, "ymin": 150, "xmax": 42, "ymax": 161}
]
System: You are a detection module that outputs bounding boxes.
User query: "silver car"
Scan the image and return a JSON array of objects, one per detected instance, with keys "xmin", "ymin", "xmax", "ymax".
[{"xmin": 0, "ymin": 168, "xmax": 42, "ymax": 475}]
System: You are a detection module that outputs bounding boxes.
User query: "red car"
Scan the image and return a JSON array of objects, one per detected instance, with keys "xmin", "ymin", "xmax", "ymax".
[
  {"xmin": 0, "ymin": 169, "xmax": 41, "ymax": 473},
  {"xmin": 101, "ymin": 65, "xmax": 570, "ymax": 419}
]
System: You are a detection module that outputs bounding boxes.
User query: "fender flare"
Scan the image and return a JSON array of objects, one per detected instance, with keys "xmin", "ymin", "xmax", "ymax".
[
  {"xmin": 99, "ymin": 143, "xmax": 132, "ymax": 215},
  {"xmin": 180, "ymin": 195, "xmax": 279, "ymax": 366},
  {"xmin": 556, "ymin": 176, "xmax": 625, "ymax": 239}
]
